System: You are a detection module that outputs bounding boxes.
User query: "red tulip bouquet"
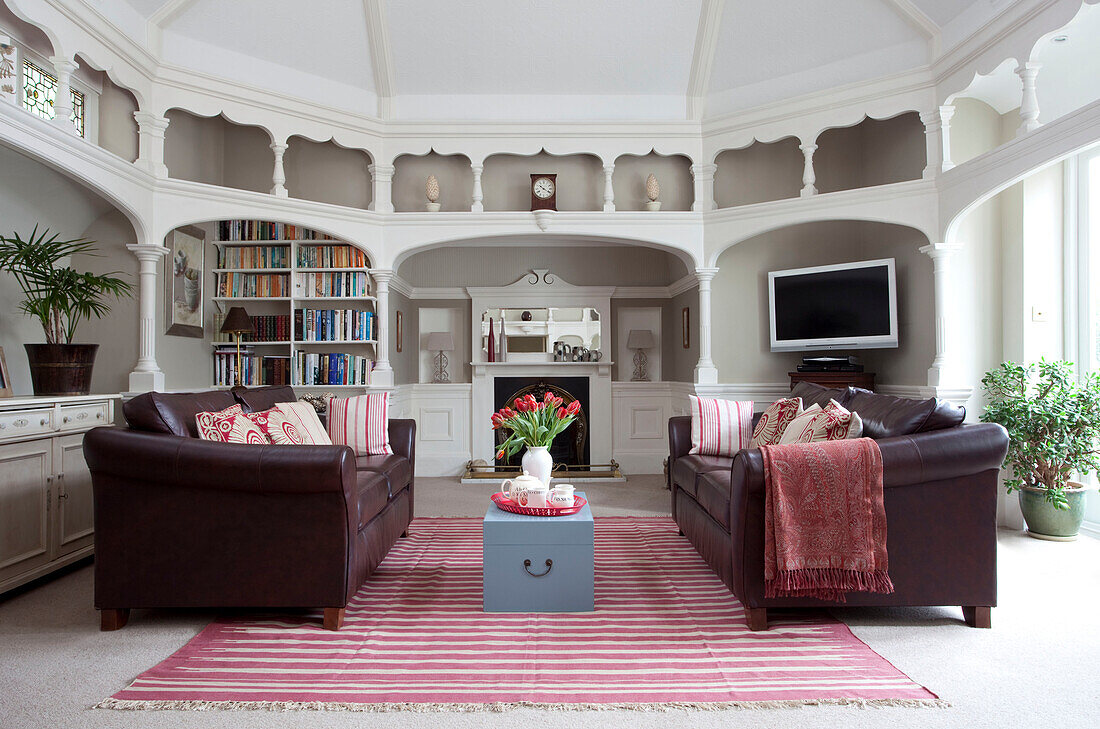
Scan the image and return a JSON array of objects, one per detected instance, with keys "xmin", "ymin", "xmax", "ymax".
[{"xmin": 492, "ymin": 392, "xmax": 581, "ymax": 460}]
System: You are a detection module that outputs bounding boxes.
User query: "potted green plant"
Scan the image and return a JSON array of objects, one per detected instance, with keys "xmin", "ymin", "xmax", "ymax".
[
  {"xmin": 0, "ymin": 227, "xmax": 134, "ymax": 396},
  {"xmin": 981, "ymin": 360, "xmax": 1100, "ymax": 541}
]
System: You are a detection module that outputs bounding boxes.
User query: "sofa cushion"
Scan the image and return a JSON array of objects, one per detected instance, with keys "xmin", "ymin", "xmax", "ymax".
[
  {"xmin": 355, "ymin": 454, "xmax": 411, "ymax": 497},
  {"xmin": 688, "ymin": 395, "xmax": 753, "ymax": 456},
  {"xmin": 245, "ymin": 407, "xmax": 306, "ymax": 445},
  {"xmin": 696, "ymin": 470, "xmax": 732, "ymax": 530},
  {"xmin": 750, "ymin": 397, "xmax": 803, "ymax": 448},
  {"xmin": 274, "ymin": 402, "xmax": 332, "ymax": 445},
  {"xmin": 919, "ymin": 399, "xmax": 967, "ymax": 433},
  {"xmin": 329, "ymin": 393, "xmax": 392, "ymax": 455},
  {"xmin": 846, "ymin": 391, "xmax": 938, "ymax": 439},
  {"xmin": 671, "ymin": 454, "xmax": 733, "ymax": 496},
  {"xmin": 793, "ymin": 400, "xmax": 864, "ymax": 442},
  {"xmin": 233, "ymin": 385, "xmax": 296, "ymax": 413},
  {"xmin": 789, "ymin": 381, "xmax": 848, "ymax": 409},
  {"xmin": 356, "ymin": 471, "xmax": 391, "ymax": 529},
  {"xmin": 123, "ymin": 390, "xmax": 239, "ymax": 437},
  {"xmin": 195, "ymin": 408, "xmax": 270, "ymax": 445}
]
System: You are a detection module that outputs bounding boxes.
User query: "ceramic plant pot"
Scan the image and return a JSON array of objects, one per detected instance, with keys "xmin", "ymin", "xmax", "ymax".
[{"xmin": 1018, "ymin": 482, "xmax": 1089, "ymax": 541}]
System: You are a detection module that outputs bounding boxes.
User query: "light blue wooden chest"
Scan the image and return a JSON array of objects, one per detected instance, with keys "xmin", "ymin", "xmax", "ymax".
[{"xmin": 482, "ymin": 492, "xmax": 594, "ymax": 612}]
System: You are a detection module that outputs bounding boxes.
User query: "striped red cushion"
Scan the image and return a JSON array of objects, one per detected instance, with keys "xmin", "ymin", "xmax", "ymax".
[
  {"xmin": 688, "ymin": 395, "xmax": 753, "ymax": 457},
  {"xmin": 327, "ymin": 393, "xmax": 391, "ymax": 455}
]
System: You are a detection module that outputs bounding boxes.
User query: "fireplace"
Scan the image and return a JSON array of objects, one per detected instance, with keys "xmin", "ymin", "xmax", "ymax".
[{"xmin": 494, "ymin": 377, "xmax": 590, "ymax": 466}]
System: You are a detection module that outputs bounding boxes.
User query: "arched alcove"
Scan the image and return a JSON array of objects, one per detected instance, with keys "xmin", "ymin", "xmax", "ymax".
[
  {"xmin": 948, "ymin": 97, "xmax": 1017, "ymax": 167},
  {"xmin": 164, "ymin": 109, "xmax": 272, "ymax": 193},
  {"xmin": 392, "ymin": 150, "xmax": 473, "ymax": 212},
  {"xmin": 711, "ymin": 220, "xmax": 932, "ymax": 385},
  {"xmin": 714, "ymin": 138, "xmax": 803, "ymax": 207},
  {"xmin": 814, "ymin": 113, "xmax": 925, "ymax": 193},
  {"xmin": 481, "ymin": 151, "xmax": 602, "ymax": 211},
  {"xmin": 284, "ymin": 137, "xmax": 373, "ymax": 209},
  {"xmin": 611, "ymin": 152, "xmax": 692, "ymax": 211}
]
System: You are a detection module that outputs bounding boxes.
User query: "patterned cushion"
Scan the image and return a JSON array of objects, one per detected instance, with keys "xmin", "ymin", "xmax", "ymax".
[
  {"xmin": 688, "ymin": 395, "xmax": 753, "ymax": 457},
  {"xmin": 750, "ymin": 397, "xmax": 804, "ymax": 448},
  {"xmin": 274, "ymin": 401, "xmax": 332, "ymax": 445},
  {"xmin": 328, "ymin": 392, "xmax": 392, "ymax": 456},
  {"xmin": 776, "ymin": 403, "xmax": 824, "ymax": 445},
  {"xmin": 195, "ymin": 405, "xmax": 270, "ymax": 445},
  {"xmin": 245, "ymin": 407, "xmax": 306, "ymax": 445},
  {"xmin": 793, "ymin": 400, "xmax": 865, "ymax": 444}
]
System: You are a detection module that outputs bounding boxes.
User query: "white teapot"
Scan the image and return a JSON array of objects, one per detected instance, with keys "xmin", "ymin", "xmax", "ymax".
[{"xmin": 500, "ymin": 470, "xmax": 549, "ymax": 508}]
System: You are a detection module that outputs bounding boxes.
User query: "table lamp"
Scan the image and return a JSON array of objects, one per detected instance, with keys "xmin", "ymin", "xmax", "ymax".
[
  {"xmin": 425, "ymin": 331, "xmax": 455, "ymax": 383},
  {"xmin": 627, "ymin": 329, "xmax": 656, "ymax": 382},
  {"xmin": 220, "ymin": 306, "xmax": 255, "ymax": 386}
]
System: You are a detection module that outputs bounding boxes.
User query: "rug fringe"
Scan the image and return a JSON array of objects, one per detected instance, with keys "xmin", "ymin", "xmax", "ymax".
[{"xmin": 93, "ymin": 697, "xmax": 950, "ymax": 712}]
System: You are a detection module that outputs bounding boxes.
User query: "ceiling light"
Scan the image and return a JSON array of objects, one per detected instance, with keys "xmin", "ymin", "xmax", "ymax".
[{"xmin": 1052, "ymin": 35, "xmax": 1069, "ymax": 43}]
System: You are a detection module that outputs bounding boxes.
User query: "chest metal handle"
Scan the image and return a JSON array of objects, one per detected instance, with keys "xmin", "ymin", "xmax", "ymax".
[{"xmin": 523, "ymin": 558, "xmax": 553, "ymax": 578}]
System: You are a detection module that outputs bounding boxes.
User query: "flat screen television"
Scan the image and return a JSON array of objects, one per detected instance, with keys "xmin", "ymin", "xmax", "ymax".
[{"xmin": 768, "ymin": 258, "xmax": 898, "ymax": 352}]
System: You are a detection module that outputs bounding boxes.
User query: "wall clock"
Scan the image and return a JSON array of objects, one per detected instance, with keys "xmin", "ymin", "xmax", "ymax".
[{"xmin": 531, "ymin": 174, "xmax": 557, "ymax": 211}]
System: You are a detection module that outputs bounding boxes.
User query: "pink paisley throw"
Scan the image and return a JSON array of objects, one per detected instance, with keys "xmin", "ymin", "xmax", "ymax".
[{"xmin": 760, "ymin": 438, "xmax": 894, "ymax": 602}]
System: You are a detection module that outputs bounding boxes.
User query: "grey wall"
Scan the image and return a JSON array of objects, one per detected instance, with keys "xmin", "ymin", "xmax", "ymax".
[
  {"xmin": 612, "ymin": 153, "xmax": 692, "ymax": 211},
  {"xmin": 397, "ymin": 245, "xmax": 689, "ymax": 288},
  {"xmin": 482, "ymin": 152, "xmax": 603, "ymax": 211},
  {"xmin": 87, "ymin": 65, "xmax": 139, "ymax": 162},
  {"xmin": 285, "ymin": 137, "xmax": 373, "ymax": 209},
  {"xmin": 165, "ymin": 109, "xmax": 272, "ymax": 193},
  {"xmin": 815, "ymin": 113, "xmax": 925, "ymax": 193},
  {"xmin": 714, "ymin": 138, "xmax": 803, "ymax": 207},
  {"xmin": 393, "ymin": 152, "xmax": 472, "ymax": 212},
  {"xmin": 664, "ymin": 285, "xmax": 699, "ymax": 382},
  {"xmin": 389, "ymin": 288, "xmax": 417, "ymax": 385},
  {"xmin": 711, "ymin": 220, "xmax": 933, "ymax": 385}
]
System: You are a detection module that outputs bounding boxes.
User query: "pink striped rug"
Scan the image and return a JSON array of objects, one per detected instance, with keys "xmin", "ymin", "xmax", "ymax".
[{"xmin": 98, "ymin": 517, "xmax": 941, "ymax": 711}]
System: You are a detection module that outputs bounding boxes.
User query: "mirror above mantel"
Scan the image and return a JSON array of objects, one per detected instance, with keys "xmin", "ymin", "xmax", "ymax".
[{"xmin": 481, "ymin": 307, "xmax": 602, "ymax": 362}]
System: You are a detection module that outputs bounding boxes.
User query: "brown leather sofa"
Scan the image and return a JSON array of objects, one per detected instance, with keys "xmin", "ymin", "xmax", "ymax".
[
  {"xmin": 668, "ymin": 382, "xmax": 1009, "ymax": 630},
  {"xmin": 83, "ymin": 385, "xmax": 414, "ymax": 631}
]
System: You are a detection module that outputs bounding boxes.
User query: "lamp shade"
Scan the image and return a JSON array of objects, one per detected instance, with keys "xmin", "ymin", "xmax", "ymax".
[
  {"xmin": 425, "ymin": 332, "xmax": 454, "ymax": 351},
  {"xmin": 220, "ymin": 306, "xmax": 255, "ymax": 335},
  {"xmin": 626, "ymin": 329, "xmax": 655, "ymax": 349}
]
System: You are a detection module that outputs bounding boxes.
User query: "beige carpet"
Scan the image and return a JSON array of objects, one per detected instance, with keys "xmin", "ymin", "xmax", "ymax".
[{"xmin": 1, "ymin": 474, "xmax": 1098, "ymax": 728}]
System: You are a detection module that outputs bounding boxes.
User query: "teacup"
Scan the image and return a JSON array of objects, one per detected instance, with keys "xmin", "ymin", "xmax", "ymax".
[
  {"xmin": 500, "ymin": 471, "xmax": 550, "ymax": 508},
  {"xmin": 549, "ymin": 484, "xmax": 575, "ymax": 508}
]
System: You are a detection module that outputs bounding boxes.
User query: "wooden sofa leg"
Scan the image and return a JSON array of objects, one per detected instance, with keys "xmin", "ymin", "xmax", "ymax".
[
  {"xmin": 100, "ymin": 608, "xmax": 130, "ymax": 631},
  {"xmin": 323, "ymin": 607, "xmax": 346, "ymax": 630},
  {"xmin": 746, "ymin": 608, "xmax": 768, "ymax": 631},
  {"xmin": 962, "ymin": 606, "xmax": 991, "ymax": 629}
]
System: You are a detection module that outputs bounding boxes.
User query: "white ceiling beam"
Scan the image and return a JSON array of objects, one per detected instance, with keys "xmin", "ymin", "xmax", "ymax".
[
  {"xmin": 880, "ymin": 0, "xmax": 942, "ymax": 57},
  {"xmin": 146, "ymin": 0, "xmax": 201, "ymax": 56},
  {"xmin": 362, "ymin": 0, "xmax": 396, "ymax": 119},
  {"xmin": 686, "ymin": 0, "xmax": 726, "ymax": 120}
]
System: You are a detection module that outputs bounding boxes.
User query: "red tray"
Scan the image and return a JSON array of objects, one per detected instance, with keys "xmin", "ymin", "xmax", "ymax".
[{"xmin": 491, "ymin": 492, "xmax": 587, "ymax": 517}]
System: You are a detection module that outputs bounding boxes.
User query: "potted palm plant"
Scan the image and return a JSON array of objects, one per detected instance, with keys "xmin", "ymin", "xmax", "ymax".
[
  {"xmin": 0, "ymin": 227, "xmax": 134, "ymax": 396},
  {"xmin": 981, "ymin": 360, "xmax": 1100, "ymax": 540}
]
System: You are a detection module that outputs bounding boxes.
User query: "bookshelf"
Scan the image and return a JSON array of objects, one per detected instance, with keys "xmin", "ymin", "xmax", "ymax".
[{"xmin": 210, "ymin": 220, "xmax": 378, "ymax": 388}]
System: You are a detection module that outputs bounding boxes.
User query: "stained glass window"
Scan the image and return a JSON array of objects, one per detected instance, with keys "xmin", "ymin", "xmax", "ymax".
[{"xmin": 21, "ymin": 60, "xmax": 84, "ymax": 137}]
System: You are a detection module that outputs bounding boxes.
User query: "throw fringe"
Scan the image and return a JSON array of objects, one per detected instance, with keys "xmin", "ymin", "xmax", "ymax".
[
  {"xmin": 93, "ymin": 697, "xmax": 949, "ymax": 712},
  {"xmin": 766, "ymin": 568, "xmax": 895, "ymax": 602}
]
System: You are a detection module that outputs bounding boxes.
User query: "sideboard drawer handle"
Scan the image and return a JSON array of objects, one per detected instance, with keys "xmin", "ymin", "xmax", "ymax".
[
  {"xmin": 63, "ymin": 416, "xmax": 72, "ymax": 424},
  {"xmin": 523, "ymin": 558, "xmax": 553, "ymax": 578},
  {"xmin": 41, "ymin": 418, "xmax": 49, "ymax": 426}
]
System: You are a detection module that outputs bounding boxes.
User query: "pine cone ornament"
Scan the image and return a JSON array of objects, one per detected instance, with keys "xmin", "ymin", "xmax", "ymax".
[
  {"xmin": 645, "ymin": 173, "xmax": 660, "ymax": 202},
  {"xmin": 426, "ymin": 175, "xmax": 440, "ymax": 203}
]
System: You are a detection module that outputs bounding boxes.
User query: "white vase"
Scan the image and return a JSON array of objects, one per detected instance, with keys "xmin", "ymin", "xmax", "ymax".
[{"xmin": 521, "ymin": 446, "xmax": 554, "ymax": 488}]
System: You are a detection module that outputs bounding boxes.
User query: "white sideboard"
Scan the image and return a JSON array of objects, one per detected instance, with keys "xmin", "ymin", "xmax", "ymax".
[{"xmin": 0, "ymin": 394, "xmax": 116, "ymax": 595}]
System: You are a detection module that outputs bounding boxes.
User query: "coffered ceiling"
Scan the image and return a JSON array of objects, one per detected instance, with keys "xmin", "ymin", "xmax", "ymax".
[{"xmin": 100, "ymin": 0, "xmax": 1006, "ymax": 120}]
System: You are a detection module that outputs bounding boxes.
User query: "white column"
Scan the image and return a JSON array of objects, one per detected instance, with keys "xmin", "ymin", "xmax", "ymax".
[
  {"xmin": 602, "ymin": 164, "xmax": 615, "ymax": 212},
  {"xmin": 270, "ymin": 142, "xmax": 288, "ymax": 197},
  {"xmin": 694, "ymin": 267, "xmax": 720, "ymax": 385},
  {"xmin": 371, "ymin": 269, "xmax": 395, "ymax": 387},
  {"xmin": 368, "ymin": 163, "xmax": 395, "ymax": 213},
  {"xmin": 471, "ymin": 162, "xmax": 484, "ymax": 212},
  {"xmin": 690, "ymin": 163, "xmax": 717, "ymax": 212},
  {"xmin": 799, "ymin": 143, "xmax": 818, "ymax": 197},
  {"xmin": 133, "ymin": 111, "xmax": 169, "ymax": 178},
  {"xmin": 920, "ymin": 109, "xmax": 942, "ymax": 180},
  {"xmin": 49, "ymin": 57, "xmax": 78, "ymax": 134},
  {"xmin": 1016, "ymin": 62, "xmax": 1042, "ymax": 136},
  {"xmin": 939, "ymin": 104, "xmax": 956, "ymax": 172},
  {"xmin": 126, "ymin": 243, "xmax": 169, "ymax": 392},
  {"xmin": 919, "ymin": 244, "xmax": 960, "ymax": 387}
]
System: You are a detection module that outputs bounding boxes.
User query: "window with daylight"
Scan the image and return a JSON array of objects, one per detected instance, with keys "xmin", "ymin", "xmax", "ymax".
[{"xmin": 21, "ymin": 59, "xmax": 84, "ymax": 136}]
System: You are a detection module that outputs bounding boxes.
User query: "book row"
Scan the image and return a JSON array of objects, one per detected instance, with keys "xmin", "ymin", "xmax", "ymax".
[
  {"xmin": 297, "ymin": 245, "xmax": 369, "ymax": 269},
  {"xmin": 212, "ymin": 350, "xmax": 291, "ymax": 387},
  {"xmin": 295, "ymin": 352, "xmax": 373, "ymax": 386},
  {"xmin": 216, "ymin": 245, "xmax": 291, "ymax": 270},
  {"xmin": 296, "ymin": 309, "xmax": 377, "ymax": 342},
  {"xmin": 213, "ymin": 313, "xmax": 292, "ymax": 343},
  {"xmin": 217, "ymin": 272, "xmax": 291, "ymax": 298},
  {"xmin": 217, "ymin": 220, "xmax": 335, "ymax": 242},
  {"xmin": 294, "ymin": 271, "xmax": 372, "ymax": 298}
]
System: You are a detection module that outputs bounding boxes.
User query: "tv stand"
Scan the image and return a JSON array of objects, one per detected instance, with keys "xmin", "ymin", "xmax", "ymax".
[{"xmin": 789, "ymin": 371, "xmax": 875, "ymax": 391}]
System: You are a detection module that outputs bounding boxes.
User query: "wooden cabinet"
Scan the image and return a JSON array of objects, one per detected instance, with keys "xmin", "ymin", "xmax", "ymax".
[
  {"xmin": 0, "ymin": 395, "xmax": 115, "ymax": 595},
  {"xmin": 789, "ymin": 371, "xmax": 876, "ymax": 391}
]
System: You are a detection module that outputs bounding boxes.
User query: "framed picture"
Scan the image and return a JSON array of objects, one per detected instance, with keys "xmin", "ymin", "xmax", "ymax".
[
  {"xmin": 0, "ymin": 346, "xmax": 12, "ymax": 398},
  {"xmin": 395, "ymin": 310, "xmax": 403, "ymax": 353},
  {"xmin": 682, "ymin": 307, "xmax": 690, "ymax": 349},
  {"xmin": 165, "ymin": 226, "xmax": 206, "ymax": 338}
]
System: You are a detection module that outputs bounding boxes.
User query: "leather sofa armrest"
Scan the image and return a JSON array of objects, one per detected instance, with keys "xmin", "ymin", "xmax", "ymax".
[
  {"xmin": 388, "ymin": 419, "xmax": 416, "ymax": 464},
  {"xmin": 668, "ymin": 416, "xmax": 693, "ymax": 490},
  {"xmin": 83, "ymin": 427, "xmax": 356, "ymax": 496}
]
